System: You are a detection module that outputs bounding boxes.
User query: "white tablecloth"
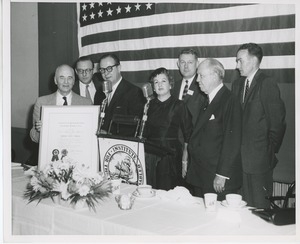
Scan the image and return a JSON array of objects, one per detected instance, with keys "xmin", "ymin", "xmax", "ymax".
[{"xmin": 11, "ymin": 164, "xmax": 296, "ymax": 236}]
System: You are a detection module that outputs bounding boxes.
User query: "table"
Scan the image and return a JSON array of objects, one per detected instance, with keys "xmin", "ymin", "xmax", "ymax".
[{"xmin": 11, "ymin": 164, "xmax": 296, "ymax": 237}]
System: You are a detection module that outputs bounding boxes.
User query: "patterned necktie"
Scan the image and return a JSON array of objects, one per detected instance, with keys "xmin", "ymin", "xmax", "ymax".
[
  {"xmin": 182, "ymin": 80, "xmax": 189, "ymax": 100},
  {"xmin": 107, "ymin": 93, "xmax": 112, "ymax": 106},
  {"xmin": 86, "ymin": 84, "xmax": 91, "ymax": 100},
  {"xmin": 63, "ymin": 96, "xmax": 68, "ymax": 105},
  {"xmin": 244, "ymin": 79, "xmax": 250, "ymax": 103}
]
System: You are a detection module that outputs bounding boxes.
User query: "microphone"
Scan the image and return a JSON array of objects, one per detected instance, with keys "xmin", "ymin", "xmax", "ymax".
[
  {"xmin": 96, "ymin": 81, "xmax": 112, "ymax": 136},
  {"xmin": 142, "ymin": 83, "xmax": 153, "ymax": 100},
  {"xmin": 138, "ymin": 83, "xmax": 153, "ymax": 139},
  {"xmin": 103, "ymin": 80, "xmax": 112, "ymax": 94}
]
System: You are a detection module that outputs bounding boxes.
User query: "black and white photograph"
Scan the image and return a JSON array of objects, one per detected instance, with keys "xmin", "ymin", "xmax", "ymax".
[{"xmin": 1, "ymin": 0, "xmax": 298, "ymax": 243}]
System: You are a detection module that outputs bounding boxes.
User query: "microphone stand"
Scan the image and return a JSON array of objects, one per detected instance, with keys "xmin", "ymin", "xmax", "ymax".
[
  {"xmin": 137, "ymin": 98, "xmax": 151, "ymax": 139},
  {"xmin": 96, "ymin": 94, "xmax": 109, "ymax": 136}
]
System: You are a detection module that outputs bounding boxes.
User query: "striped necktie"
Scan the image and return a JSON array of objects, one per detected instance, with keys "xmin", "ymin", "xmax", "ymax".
[
  {"xmin": 182, "ymin": 80, "xmax": 189, "ymax": 100},
  {"xmin": 244, "ymin": 79, "xmax": 250, "ymax": 103}
]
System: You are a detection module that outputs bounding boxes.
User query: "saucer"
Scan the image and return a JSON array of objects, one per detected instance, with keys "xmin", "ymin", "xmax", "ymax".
[
  {"xmin": 221, "ymin": 200, "xmax": 247, "ymax": 208},
  {"xmin": 132, "ymin": 190, "xmax": 156, "ymax": 199}
]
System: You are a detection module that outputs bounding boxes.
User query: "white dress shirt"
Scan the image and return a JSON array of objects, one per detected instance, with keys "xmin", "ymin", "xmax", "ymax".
[
  {"xmin": 179, "ymin": 75, "xmax": 195, "ymax": 100},
  {"xmin": 208, "ymin": 83, "xmax": 223, "ymax": 104},
  {"xmin": 79, "ymin": 80, "xmax": 96, "ymax": 103},
  {"xmin": 243, "ymin": 68, "xmax": 259, "ymax": 100},
  {"xmin": 208, "ymin": 83, "xmax": 229, "ymax": 180},
  {"xmin": 107, "ymin": 77, "xmax": 122, "ymax": 104},
  {"xmin": 56, "ymin": 91, "xmax": 72, "ymax": 105}
]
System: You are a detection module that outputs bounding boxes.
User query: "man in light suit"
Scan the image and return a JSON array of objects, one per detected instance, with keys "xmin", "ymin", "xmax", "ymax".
[
  {"xmin": 30, "ymin": 64, "xmax": 93, "ymax": 143},
  {"xmin": 94, "ymin": 53, "xmax": 145, "ymax": 137},
  {"xmin": 173, "ymin": 48, "xmax": 207, "ymax": 126},
  {"xmin": 73, "ymin": 56, "xmax": 102, "ymax": 104},
  {"xmin": 186, "ymin": 58, "xmax": 242, "ymax": 200},
  {"xmin": 231, "ymin": 43, "xmax": 286, "ymax": 208}
]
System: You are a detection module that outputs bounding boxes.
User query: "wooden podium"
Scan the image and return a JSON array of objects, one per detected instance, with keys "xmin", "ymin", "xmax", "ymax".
[{"xmin": 98, "ymin": 134, "xmax": 172, "ymax": 185}]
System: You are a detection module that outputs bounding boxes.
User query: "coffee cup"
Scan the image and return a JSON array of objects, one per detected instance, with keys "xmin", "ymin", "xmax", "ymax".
[
  {"xmin": 226, "ymin": 194, "xmax": 242, "ymax": 207},
  {"xmin": 204, "ymin": 193, "xmax": 217, "ymax": 212},
  {"xmin": 137, "ymin": 184, "xmax": 153, "ymax": 196}
]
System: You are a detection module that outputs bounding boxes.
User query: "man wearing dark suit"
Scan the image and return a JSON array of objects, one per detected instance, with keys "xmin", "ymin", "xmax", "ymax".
[
  {"xmin": 30, "ymin": 64, "xmax": 93, "ymax": 143},
  {"xmin": 231, "ymin": 43, "xmax": 286, "ymax": 208},
  {"xmin": 173, "ymin": 48, "xmax": 207, "ymax": 126},
  {"xmin": 94, "ymin": 54, "xmax": 145, "ymax": 136},
  {"xmin": 73, "ymin": 56, "xmax": 102, "ymax": 104},
  {"xmin": 186, "ymin": 58, "xmax": 242, "ymax": 200}
]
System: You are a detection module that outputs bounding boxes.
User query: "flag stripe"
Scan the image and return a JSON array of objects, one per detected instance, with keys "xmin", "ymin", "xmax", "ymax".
[
  {"xmin": 88, "ymin": 42, "xmax": 294, "ymax": 62},
  {"xmin": 114, "ymin": 56, "xmax": 294, "ymax": 72},
  {"xmin": 82, "ymin": 15, "xmax": 295, "ymax": 47},
  {"xmin": 81, "ymin": 28, "xmax": 295, "ymax": 57}
]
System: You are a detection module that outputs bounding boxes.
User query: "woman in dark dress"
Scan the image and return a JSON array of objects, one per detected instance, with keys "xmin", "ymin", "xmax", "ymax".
[{"xmin": 144, "ymin": 67, "xmax": 193, "ymax": 190}]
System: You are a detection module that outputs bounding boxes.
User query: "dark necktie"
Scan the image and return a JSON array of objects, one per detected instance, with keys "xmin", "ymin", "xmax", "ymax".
[
  {"xmin": 244, "ymin": 79, "xmax": 250, "ymax": 103},
  {"xmin": 204, "ymin": 95, "xmax": 209, "ymax": 110},
  {"xmin": 182, "ymin": 80, "xmax": 189, "ymax": 100},
  {"xmin": 63, "ymin": 96, "xmax": 68, "ymax": 106},
  {"xmin": 86, "ymin": 85, "xmax": 92, "ymax": 100}
]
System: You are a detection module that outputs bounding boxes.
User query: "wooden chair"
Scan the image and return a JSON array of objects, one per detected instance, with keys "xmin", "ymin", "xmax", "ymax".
[{"xmin": 266, "ymin": 181, "xmax": 295, "ymax": 209}]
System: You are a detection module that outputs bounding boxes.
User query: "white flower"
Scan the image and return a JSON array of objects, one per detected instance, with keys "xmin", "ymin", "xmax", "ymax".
[
  {"xmin": 40, "ymin": 162, "xmax": 54, "ymax": 175},
  {"xmin": 59, "ymin": 162, "xmax": 69, "ymax": 171},
  {"xmin": 78, "ymin": 184, "xmax": 90, "ymax": 196},
  {"xmin": 91, "ymin": 174, "xmax": 104, "ymax": 184},
  {"xmin": 52, "ymin": 161, "xmax": 61, "ymax": 175},
  {"xmin": 30, "ymin": 176, "xmax": 40, "ymax": 192},
  {"xmin": 24, "ymin": 166, "xmax": 37, "ymax": 176}
]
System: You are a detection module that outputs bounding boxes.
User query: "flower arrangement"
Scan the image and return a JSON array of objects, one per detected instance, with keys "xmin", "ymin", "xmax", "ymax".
[{"xmin": 23, "ymin": 157, "xmax": 112, "ymax": 212}]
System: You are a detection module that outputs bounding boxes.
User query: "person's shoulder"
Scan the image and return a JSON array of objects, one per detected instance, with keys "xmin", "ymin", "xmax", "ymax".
[
  {"xmin": 36, "ymin": 92, "xmax": 56, "ymax": 103},
  {"xmin": 171, "ymin": 95, "xmax": 185, "ymax": 107},
  {"xmin": 122, "ymin": 79, "xmax": 143, "ymax": 93},
  {"xmin": 72, "ymin": 92, "xmax": 93, "ymax": 104},
  {"xmin": 255, "ymin": 70, "xmax": 277, "ymax": 88}
]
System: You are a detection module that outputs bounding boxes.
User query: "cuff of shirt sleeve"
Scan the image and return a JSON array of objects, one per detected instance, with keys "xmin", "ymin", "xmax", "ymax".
[{"xmin": 216, "ymin": 174, "xmax": 230, "ymax": 180}]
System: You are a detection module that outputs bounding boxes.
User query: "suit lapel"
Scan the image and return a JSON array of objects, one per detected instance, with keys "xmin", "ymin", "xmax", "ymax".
[
  {"xmin": 243, "ymin": 69, "xmax": 261, "ymax": 106},
  {"xmin": 47, "ymin": 93, "xmax": 57, "ymax": 105},
  {"xmin": 108, "ymin": 79, "xmax": 126, "ymax": 108},
  {"xmin": 193, "ymin": 86, "xmax": 227, "ymax": 135},
  {"xmin": 183, "ymin": 76, "xmax": 198, "ymax": 103}
]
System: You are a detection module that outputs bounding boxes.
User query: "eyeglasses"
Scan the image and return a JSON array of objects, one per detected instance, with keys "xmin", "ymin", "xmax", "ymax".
[
  {"xmin": 99, "ymin": 64, "xmax": 119, "ymax": 74},
  {"xmin": 77, "ymin": 68, "xmax": 93, "ymax": 74}
]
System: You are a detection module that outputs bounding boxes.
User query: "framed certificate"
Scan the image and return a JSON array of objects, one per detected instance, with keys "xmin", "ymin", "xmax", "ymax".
[{"xmin": 38, "ymin": 106, "xmax": 100, "ymax": 172}]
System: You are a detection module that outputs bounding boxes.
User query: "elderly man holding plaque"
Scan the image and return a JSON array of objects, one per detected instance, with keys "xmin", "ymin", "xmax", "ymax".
[{"xmin": 30, "ymin": 64, "xmax": 93, "ymax": 143}]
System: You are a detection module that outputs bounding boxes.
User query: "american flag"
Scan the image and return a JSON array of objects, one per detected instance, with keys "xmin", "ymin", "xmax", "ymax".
[{"xmin": 77, "ymin": 2, "xmax": 295, "ymax": 84}]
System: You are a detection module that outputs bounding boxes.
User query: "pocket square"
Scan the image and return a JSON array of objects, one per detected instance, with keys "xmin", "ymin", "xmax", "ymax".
[{"xmin": 209, "ymin": 114, "xmax": 215, "ymax": 120}]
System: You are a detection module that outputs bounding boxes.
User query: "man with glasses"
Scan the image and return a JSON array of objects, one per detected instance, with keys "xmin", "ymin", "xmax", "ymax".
[
  {"xmin": 94, "ymin": 53, "xmax": 145, "ymax": 136},
  {"xmin": 74, "ymin": 56, "xmax": 102, "ymax": 104}
]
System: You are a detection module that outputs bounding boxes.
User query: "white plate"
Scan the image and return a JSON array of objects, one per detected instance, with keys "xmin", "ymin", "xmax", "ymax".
[
  {"xmin": 132, "ymin": 190, "xmax": 156, "ymax": 199},
  {"xmin": 221, "ymin": 200, "xmax": 247, "ymax": 208}
]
